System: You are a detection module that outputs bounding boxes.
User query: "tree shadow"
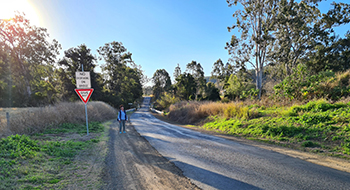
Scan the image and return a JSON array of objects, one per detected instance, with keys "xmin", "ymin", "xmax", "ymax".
[{"xmin": 170, "ymin": 159, "xmax": 262, "ymax": 190}]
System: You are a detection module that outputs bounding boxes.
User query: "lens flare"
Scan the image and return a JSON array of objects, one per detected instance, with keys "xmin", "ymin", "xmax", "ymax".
[{"xmin": 0, "ymin": 0, "xmax": 40, "ymax": 26}]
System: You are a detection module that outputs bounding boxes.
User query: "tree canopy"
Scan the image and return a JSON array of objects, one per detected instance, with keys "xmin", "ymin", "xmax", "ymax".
[
  {"xmin": 0, "ymin": 13, "xmax": 61, "ymax": 106},
  {"xmin": 0, "ymin": 14, "xmax": 143, "ymax": 107},
  {"xmin": 152, "ymin": 69, "xmax": 172, "ymax": 99},
  {"xmin": 225, "ymin": 0, "xmax": 350, "ymax": 100}
]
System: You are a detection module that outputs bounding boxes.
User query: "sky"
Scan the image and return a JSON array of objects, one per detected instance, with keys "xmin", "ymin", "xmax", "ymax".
[{"xmin": 1, "ymin": 0, "xmax": 349, "ymax": 86}]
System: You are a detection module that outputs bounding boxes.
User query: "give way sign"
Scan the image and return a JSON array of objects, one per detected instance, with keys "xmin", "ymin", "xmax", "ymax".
[{"xmin": 75, "ymin": 89, "xmax": 94, "ymax": 104}]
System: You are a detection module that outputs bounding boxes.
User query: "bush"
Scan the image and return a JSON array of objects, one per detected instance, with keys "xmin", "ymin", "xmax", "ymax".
[
  {"xmin": 274, "ymin": 65, "xmax": 350, "ymax": 101},
  {"xmin": 301, "ymin": 141, "xmax": 314, "ymax": 147},
  {"xmin": 225, "ymin": 73, "xmax": 256, "ymax": 100},
  {"xmin": 223, "ymin": 103, "xmax": 249, "ymax": 119},
  {"xmin": 287, "ymin": 100, "xmax": 347, "ymax": 116},
  {"xmin": 153, "ymin": 92, "xmax": 180, "ymax": 111},
  {"xmin": 203, "ymin": 82, "xmax": 221, "ymax": 101}
]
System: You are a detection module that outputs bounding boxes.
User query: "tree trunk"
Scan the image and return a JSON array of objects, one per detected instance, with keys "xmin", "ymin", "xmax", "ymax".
[
  {"xmin": 256, "ymin": 7, "xmax": 263, "ymax": 100},
  {"xmin": 258, "ymin": 67, "xmax": 263, "ymax": 99}
]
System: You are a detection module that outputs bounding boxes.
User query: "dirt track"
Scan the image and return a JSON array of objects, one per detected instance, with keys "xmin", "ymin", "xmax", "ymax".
[{"xmin": 101, "ymin": 120, "xmax": 200, "ymax": 190}]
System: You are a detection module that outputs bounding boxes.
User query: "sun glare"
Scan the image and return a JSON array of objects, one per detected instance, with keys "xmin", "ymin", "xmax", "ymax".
[{"xmin": 0, "ymin": 0, "xmax": 40, "ymax": 26}]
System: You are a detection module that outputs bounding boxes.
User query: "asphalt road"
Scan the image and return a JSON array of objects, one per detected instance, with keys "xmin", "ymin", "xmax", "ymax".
[
  {"xmin": 132, "ymin": 97, "xmax": 350, "ymax": 190},
  {"xmin": 101, "ymin": 112, "xmax": 199, "ymax": 190}
]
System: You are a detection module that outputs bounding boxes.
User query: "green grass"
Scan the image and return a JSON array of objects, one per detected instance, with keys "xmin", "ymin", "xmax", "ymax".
[
  {"xmin": 0, "ymin": 122, "xmax": 105, "ymax": 190},
  {"xmin": 202, "ymin": 100, "xmax": 350, "ymax": 158},
  {"xmin": 42, "ymin": 122, "xmax": 104, "ymax": 135}
]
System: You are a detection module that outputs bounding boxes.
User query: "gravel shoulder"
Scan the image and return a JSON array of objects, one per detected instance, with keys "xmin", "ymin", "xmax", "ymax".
[{"xmin": 100, "ymin": 119, "xmax": 200, "ymax": 190}]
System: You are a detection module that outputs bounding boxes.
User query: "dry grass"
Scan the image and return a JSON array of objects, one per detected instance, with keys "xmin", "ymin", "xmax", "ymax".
[
  {"xmin": 166, "ymin": 95, "xmax": 307, "ymax": 125},
  {"xmin": 0, "ymin": 101, "xmax": 117, "ymax": 138},
  {"xmin": 168, "ymin": 101, "xmax": 259, "ymax": 124}
]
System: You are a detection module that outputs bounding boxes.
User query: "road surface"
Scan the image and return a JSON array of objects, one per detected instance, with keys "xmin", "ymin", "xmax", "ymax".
[{"xmin": 131, "ymin": 97, "xmax": 350, "ymax": 190}]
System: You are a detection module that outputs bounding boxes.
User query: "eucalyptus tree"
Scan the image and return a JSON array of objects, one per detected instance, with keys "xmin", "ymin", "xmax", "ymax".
[
  {"xmin": 269, "ymin": 0, "xmax": 318, "ymax": 75},
  {"xmin": 306, "ymin": 31, "xmax": 350, "ymax": 73},
  {"xmin": 0, "ymin": 13, "xmax": 61, "ymax": 106},
  {"xmin": 186, "ymin": 60, "xmax": 206, "ymax": 100},
  {"xmin": 226, "ymin": 0, "xmax": 278, "ymax": 99},
  {"xmin": 152, "ymin": 69, "xmax": 172, "ymax": 99},
  {"xmin": 98, "ymin": 41, "xmax": 143, "ymax": 106},
  {"xmin": 305, "ymin": 2, "xmax": 350, "ymax": 73},
  {"xmin": 211, "ymin": 58, "xmax": 235, "ymax": 91},
  {"xmin": 203, "ymin": 82, "xmax": 221, "ymax": 101},
  {"xmin": 174, "ymin": 73, "xmax": 197, "ymax": 100},
  {"xmin": 57, "ymin": 44, "xmax": 103, "ymax": 101},
  {"xmin": 270, "ymin": 0, "xmax": 350, "ymax": 76},
  {"xmin": 173, "ymin": 63, "xmax": 182, "ymax": 82},
  {"xmin": 0, "ymin": 42, "xmax": 11, "ymax": 106},
  {"xmin": 211, "ymin": 59, "xmax": 225, "ymax": 83}
]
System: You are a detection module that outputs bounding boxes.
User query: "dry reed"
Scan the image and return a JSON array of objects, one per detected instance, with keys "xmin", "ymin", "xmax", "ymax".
[
  {"xmin": 0, "ymin": 101, "xmax": 117, "ymax": 138},
  {"xmin": 168, "ymin": 101, "xmax": 257, "ymax": 124},
  {"xmin": 166, "ymin": 94, "xmax": 307, "ymax": 124}
]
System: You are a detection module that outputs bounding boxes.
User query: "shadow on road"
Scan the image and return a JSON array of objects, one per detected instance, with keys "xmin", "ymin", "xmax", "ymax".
[{"xmin": 171, "ymin": 159, "xmax": 262, "ymax": 190}]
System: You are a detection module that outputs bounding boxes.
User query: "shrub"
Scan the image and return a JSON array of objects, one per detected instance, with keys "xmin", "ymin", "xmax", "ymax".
[
  {"xmin": 154, "ymin": 92, "xmax": 180, "ymax": 111},
  {"xmin": 223, "ymin": 103, "xmax": 249, "ymax": 119},
  {"xmin": 301, "ymin": 140, "xmax": 314, "ymax": 147},
  {"xmin": 225, "ymin": 73, "xmax": 256, "ymax": 100},
  {"xmin": 275, "ymin": 66, "xmax": 350, "ymax": 101}
]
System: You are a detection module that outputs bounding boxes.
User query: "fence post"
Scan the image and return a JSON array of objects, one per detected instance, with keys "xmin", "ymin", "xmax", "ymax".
[{"xmin": 6, "ymin": 112, "xmax": 10, "ymax": 129}]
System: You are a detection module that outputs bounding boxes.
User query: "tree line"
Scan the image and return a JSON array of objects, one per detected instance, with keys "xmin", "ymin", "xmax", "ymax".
[
  {"xmin": 0, "ymin": 13, "xmax": 143, "ymax": 107},
  {"xmin": 151, "ymin": 0, "xmax": 350, "ymax": 109}
]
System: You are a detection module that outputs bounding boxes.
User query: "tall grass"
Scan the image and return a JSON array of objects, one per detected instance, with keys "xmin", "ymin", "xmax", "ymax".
[
  {"xmin": 0, "ymin": 101, "xmax": 117, "ymax": 138},
  {"xmin": 168, "ymin": 101, "xmax": 258, "ymax": 124}
]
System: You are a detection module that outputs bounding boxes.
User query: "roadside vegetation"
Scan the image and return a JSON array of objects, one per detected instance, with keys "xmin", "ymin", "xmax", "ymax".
[
  {"xmin": 0, "ymin": 101, "xmax": 119, "ymax": 189},
  {"xmin": 0, "ymin": 101, "xmax": 117, "ymax": 138},
  {"xmin": 154, "ymin": 68, "xmax": 350, "ymax": 159},
  {"xmin": 0, "ymin": 122, "xmax": 108, "ymax": 190},
  {"xmin": 164, "ymin": 98, "xmax": 350, "ymax": 159},
  {"xmin": 0, "ymin": 100, "xmax": 135, "ymax": 190}
]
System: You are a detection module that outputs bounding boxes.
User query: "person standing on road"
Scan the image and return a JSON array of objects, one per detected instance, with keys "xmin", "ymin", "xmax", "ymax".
[{"xmin": 117, "ymin": 105, "xmax": 128, "ymax": 134}]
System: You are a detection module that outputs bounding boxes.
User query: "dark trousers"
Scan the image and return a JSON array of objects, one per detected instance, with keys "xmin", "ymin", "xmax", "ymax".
[{"xmin": 119, "ymin": 120, "xmax": 126, "ymax": 132}]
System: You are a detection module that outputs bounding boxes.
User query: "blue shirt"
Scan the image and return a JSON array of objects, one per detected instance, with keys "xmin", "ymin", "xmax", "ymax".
[{"xmin": 118, "ymin": 110, "xmax": 128, "ymax": 121}]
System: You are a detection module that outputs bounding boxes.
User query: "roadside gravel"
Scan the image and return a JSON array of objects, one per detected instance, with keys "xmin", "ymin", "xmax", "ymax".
[{"xmin": 100, "ymin": 120, "xmax": 200, "ymax": 190}]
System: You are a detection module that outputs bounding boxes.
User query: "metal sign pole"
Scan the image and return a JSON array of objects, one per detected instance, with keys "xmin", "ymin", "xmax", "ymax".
[
  {"xmin": 82, "ymin": 64, "xmax": 89, "ymax": 136},
  {"xmin": 85, "ymin": 103, "xmax": 89, "ymax": 135}
]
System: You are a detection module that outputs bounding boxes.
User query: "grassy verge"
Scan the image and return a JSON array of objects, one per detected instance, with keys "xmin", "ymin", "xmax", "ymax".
[
  {"xmin": 166, "ymin": 99, "xmax": 350, "ymax": 159},
  {"xmin": 0, "ymin": 121, "xmax": 109, "ymax": 190}
]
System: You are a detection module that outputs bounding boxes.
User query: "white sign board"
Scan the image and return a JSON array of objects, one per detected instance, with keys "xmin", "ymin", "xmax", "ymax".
[{"xmin": 76, "ymin": 72, "xmax": 91, "ymax": 88}]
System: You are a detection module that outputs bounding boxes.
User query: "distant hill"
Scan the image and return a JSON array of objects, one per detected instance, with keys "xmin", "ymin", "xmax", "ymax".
[{"xmin": 205, "ymin": 76, "xmax": 217, "ymax": 84}]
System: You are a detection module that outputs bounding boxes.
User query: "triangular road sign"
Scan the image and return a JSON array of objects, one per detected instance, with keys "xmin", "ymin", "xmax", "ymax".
[{"xmin": 75, "ymin": 89, "xmax": 94, "ymax": 104}]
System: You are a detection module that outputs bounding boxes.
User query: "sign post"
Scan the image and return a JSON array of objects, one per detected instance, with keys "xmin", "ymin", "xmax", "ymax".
[{"xmin": 75, "ymin": 65, "xmax": 93, "ymax": 135}]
